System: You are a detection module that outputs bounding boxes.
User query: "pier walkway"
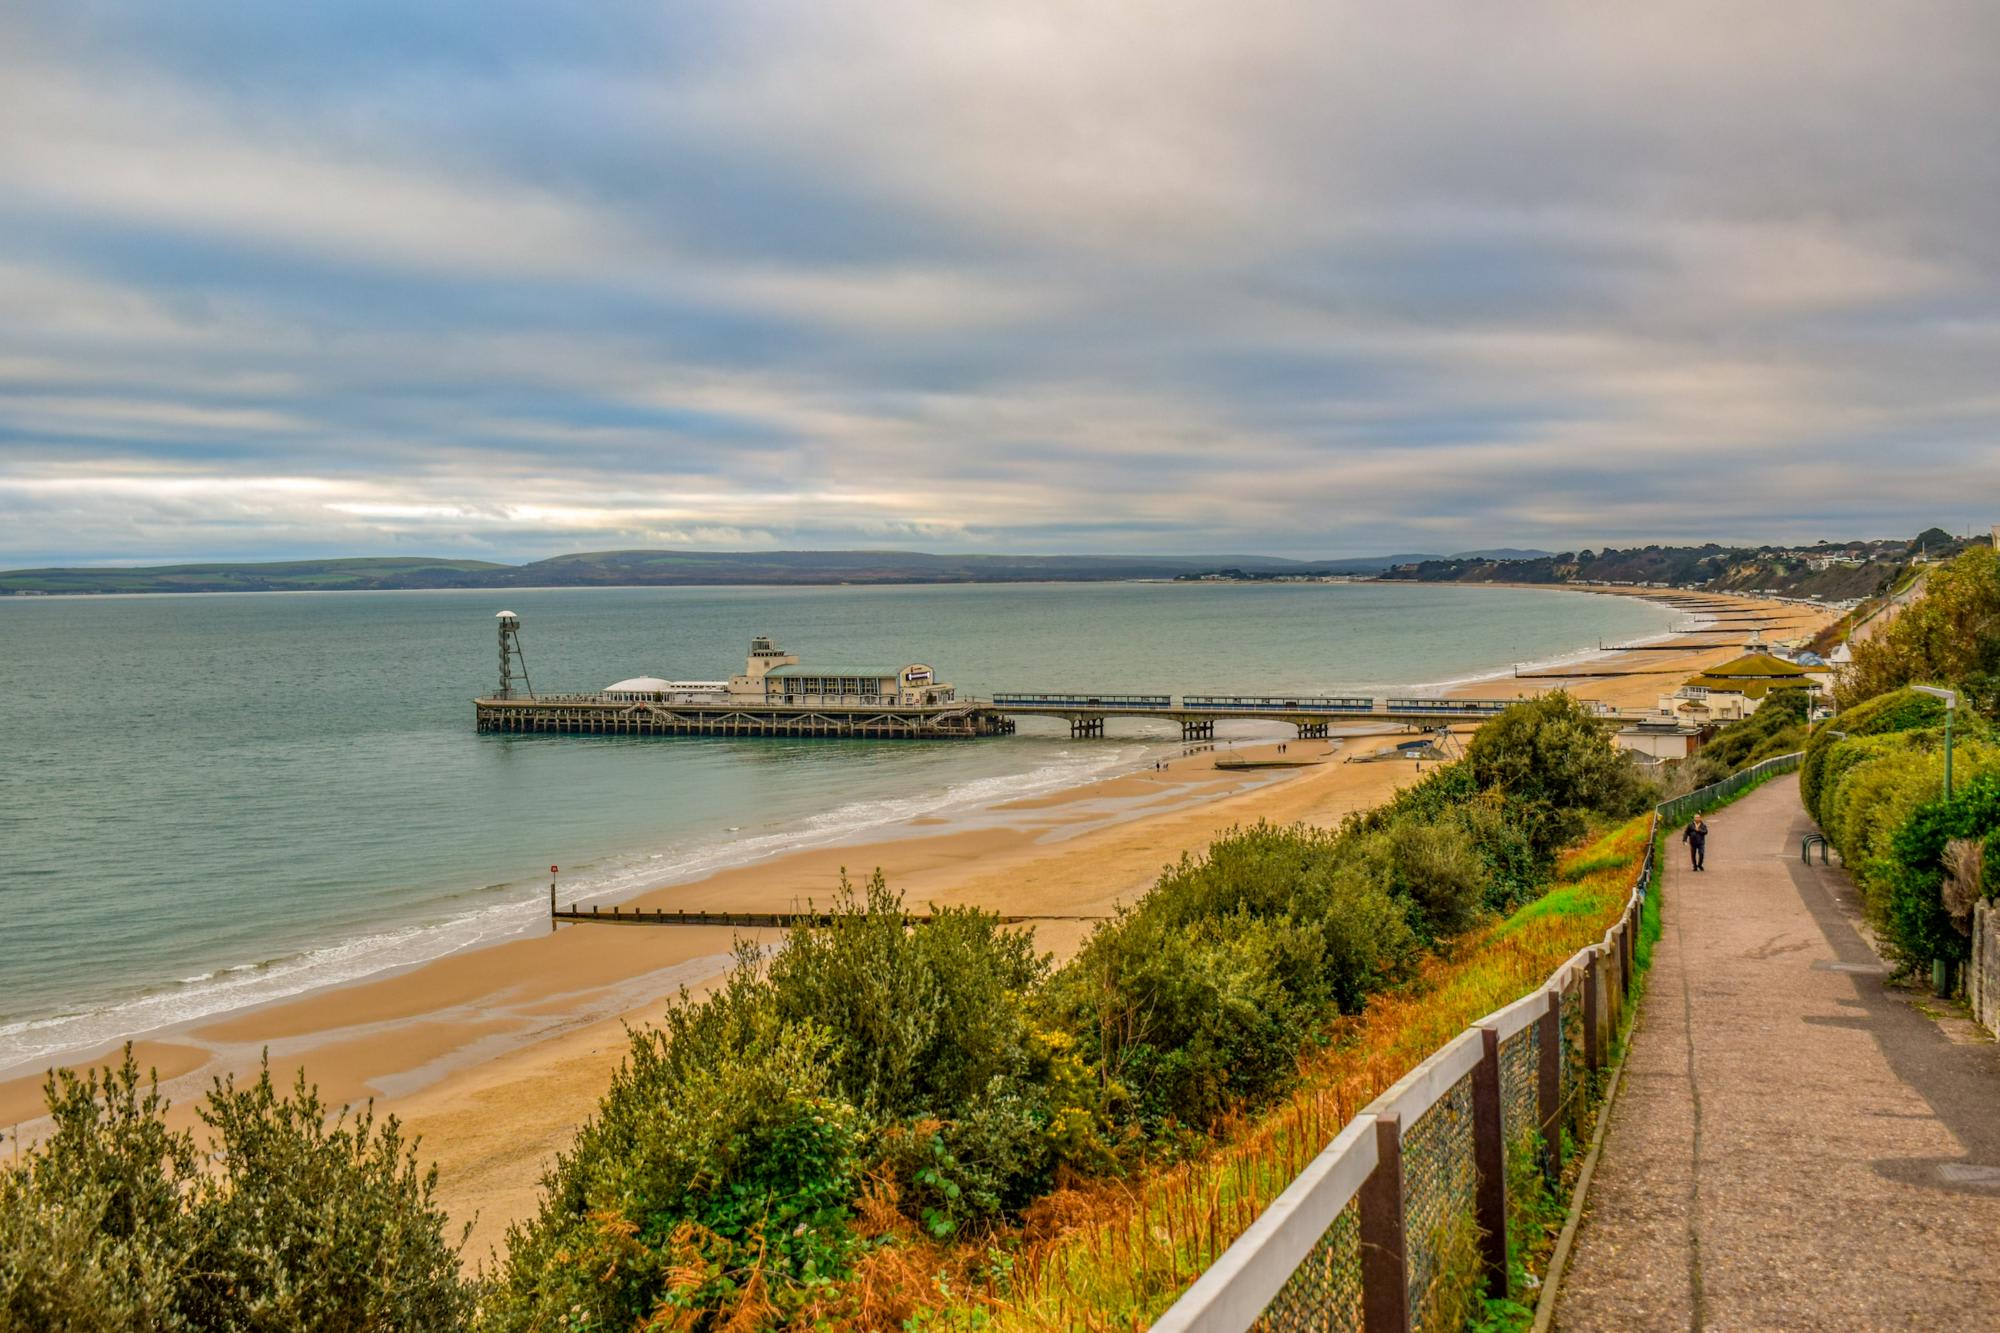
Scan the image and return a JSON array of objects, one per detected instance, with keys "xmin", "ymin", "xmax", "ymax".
[
  {"xmin": 475, "ymin": 691, "xmax": 1617, "ymax": 741},
  {"xmin": 1552, "ymin": 776, "xmax": 2000, "ymax": 1330}
]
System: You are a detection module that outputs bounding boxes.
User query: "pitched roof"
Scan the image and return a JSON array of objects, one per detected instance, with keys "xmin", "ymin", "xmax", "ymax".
[{"xmin": 1694, "ymin": 652, "xmax": 1812, "ymax": 679}]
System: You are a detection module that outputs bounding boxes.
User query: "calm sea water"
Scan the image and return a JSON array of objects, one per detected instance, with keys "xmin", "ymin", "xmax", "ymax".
[{"xmin": 0, "ymin": 581, "xmax": 1675, "ymax": 1070}]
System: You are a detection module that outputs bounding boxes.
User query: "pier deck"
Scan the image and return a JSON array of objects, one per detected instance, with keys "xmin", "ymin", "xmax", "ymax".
[
  {"xmin": 479, "ymin": 690, "xmax": 1648, "ymax": 741},
  {"xmin": 475, "ymin": 693, "xmax": 1012, "ymax": 739}
]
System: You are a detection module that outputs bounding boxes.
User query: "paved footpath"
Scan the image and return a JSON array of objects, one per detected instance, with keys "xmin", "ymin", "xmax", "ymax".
[{"xmin": 1554, "ymin": 774, "xmax": 2000, "ymax": 1331}]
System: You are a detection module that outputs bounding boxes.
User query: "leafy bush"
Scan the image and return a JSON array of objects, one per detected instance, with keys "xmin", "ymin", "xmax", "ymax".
[
  {"xmin": 1885, "ymin": 773, "xmax": 2000, "ymax": 968},
  {"xmin": 1802, "ymin": 687, "xmax": 1949, "ymax": 820},
  {"xmin": 488, "ymin": 1018, "xmax": 860, "ymax": 1331},
  {"xmin": 764, "ymin": 874, "xmax": 1048, "ymax": 1124},
  {"xmin": 495, "ymin": 875, "xmax": 1106, "ymax": 1329},
  {"xmin": 185, "ymin": 1067, "xmax": 474, "ymax": 1332},
  {"xmin": 0, "ymin": 1051, "xmax": 471, "ymax": 1333},
  {"xmin": 0, "ymin": 1057, "xmax": 196, "ymax": 1331},
  {"xmin": 1365, "ymin": 815, "xmax": 1489, "ymax": 940},
  {"xmin": 1039, "ymin": 823, "xmax": 1418, "ymax": 1134},
  {"xmin": 1817, "ymin": 732, "xmax": 1923, "ymax": 852},
  {"xmin": 1445, "ymin": 792, "xmax": 1547, "ymax": 911},
  {"xmin": 1467, "ymin": 692, "xmax": 1653, "ymax": 819}
]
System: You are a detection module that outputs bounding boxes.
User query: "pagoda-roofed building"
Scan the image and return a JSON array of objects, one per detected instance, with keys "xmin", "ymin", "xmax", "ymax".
[{"xmin": 1679, "ymin": 651, "xmax": 1828, "ymax": 709}]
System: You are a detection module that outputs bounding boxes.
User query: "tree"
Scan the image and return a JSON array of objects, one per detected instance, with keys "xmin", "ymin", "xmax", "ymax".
[
  {"xmin": 1466, "ymin": 692, "xmax": 1650, "ymax": 819},
  {"xmin": 1840, "ymin": 546, "xmax": 2000, "ymax": 717}
]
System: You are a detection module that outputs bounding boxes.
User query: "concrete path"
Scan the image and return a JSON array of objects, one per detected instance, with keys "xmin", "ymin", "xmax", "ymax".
[{"xmin": 1554, "ymin": 774, "xmax": 2000, "ymax": 1331}]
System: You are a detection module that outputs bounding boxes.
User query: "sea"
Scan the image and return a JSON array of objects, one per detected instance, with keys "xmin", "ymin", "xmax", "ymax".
[{"xmin": 0, "ymin": 580, "xmax": 1678, "ymax": 1073}]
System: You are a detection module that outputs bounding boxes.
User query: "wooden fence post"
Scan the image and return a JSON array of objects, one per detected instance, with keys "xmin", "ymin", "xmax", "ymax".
[
  {"xmin": 1538, "ymin": 990, "xmax": 1562, "ymax": 1178},
  {"xmin": 1359, "ymin": 1113, "xmax": 1410, "ymax": 1333},
  {"xmin": 1605, "ymin": 932, "xmax": 1621, "ymax": 1036},
  {"xmin": 1583, "ymin": 955, "xmax": 1601, "ymax": 1074},
  {"xmin": 1623, "ymin": 912, "xmax": 1637, "ymax": 994},
  {"xmin": 1472, "ymin": 1028, "xmax": 1509, "ymax": 1300}
]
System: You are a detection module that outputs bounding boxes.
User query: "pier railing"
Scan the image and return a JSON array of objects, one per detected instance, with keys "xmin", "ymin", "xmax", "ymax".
[{"xmin": 1152, "ymin": 754, "xmax": 1804, "ymax": 1331}]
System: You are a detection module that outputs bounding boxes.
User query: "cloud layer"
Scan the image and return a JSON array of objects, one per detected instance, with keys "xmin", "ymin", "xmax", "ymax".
[{"xmin": 3, "ymin": 1, "xmax": 1997, "ymax": 563}]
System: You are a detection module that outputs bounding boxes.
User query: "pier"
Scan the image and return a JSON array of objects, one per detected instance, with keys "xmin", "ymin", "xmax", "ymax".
[
  {"xmin": 473, "ymin": 614, "xmax": 1655, "ymax": 743},
  {"xmin": 474, "ymin": 690, "xmax": 1601, "ymax": 741}
]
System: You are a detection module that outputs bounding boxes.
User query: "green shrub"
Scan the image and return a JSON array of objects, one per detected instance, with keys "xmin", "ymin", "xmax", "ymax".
[
  {"xmin": 763, "ymin": 874, "xmax": 1048, "ymax": 1123},
  {"xmin": 488, "ymin": 1018, "xmax": 861, "ymax": 1331},
  {"xmin": 1368, "ymin": 815, "xmax": 1490, "ymax": 940},
  {"xmin": 1039, "ymin": 824, "xmax": 1418, "ymax": 1134},
  {"xmin": 184, "ymin": 1066, "xmax": 474, "ymax": 1332},
  {"xmin": 0, "ymin": 1057, "xmax": 197, "ymax": 1331},
  {"xmin": 1803, "ymin": 687, "xmax": 1949, "ymax": 819},
  {"xmin": 0, "ymin": 1051, "xmax": 471, "ymax": 1333},
  {"xmin": 1817, "ymin": 732, "xmax": 1924, "ymax": 853},
  {"xmin": 1885, "ymin": 773, "xmax": 2000, "ymax": 968},
  {"xmin": 1445, "ymin": 792, "xmax": 1547, "ymax": 912},
  {"xmin": 1467, "ymin": 692, "xmax": 1653, "ymax": 818},
  {"xmin": 1048, "ymin": 902, "xmax": 1325, "ymax": 1133}
]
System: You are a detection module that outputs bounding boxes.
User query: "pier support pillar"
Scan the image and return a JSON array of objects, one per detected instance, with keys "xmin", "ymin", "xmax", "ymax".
[
  {"xmin": 1071, "ymin": 716, "xmax": 1105, "ymax": 739},
  {"xmin": 1180, "ymin": 718, "xmax": 1213, "ymax": 741}
]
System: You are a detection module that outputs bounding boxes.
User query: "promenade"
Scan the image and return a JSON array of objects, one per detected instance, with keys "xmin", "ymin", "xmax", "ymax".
[{"xmin": 1554, "ymin": 775, "xmax": 2000, "ymax": 1330}]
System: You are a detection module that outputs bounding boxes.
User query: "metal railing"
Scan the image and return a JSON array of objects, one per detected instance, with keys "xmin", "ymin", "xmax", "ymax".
[
  {"xmin": 1655, "ymin": 751, "xmax": 1803, "ymax": 826},
  {"xmin": 1154, "ymin": 755, "xmax": 1803, "ymax": 1332}
]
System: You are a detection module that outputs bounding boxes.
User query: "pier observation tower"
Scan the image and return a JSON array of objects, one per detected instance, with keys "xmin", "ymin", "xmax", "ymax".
[{"xmin": 495, "ymin": 610, "xmax": 533, "ymax": 699}]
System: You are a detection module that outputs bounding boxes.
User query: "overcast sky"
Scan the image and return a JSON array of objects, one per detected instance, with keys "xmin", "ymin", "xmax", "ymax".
[{"xmin": 3, "ymin": 2, "xmax": 1997, "ymax": 565}]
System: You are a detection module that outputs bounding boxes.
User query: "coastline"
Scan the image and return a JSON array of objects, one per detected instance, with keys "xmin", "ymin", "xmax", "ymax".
[{"xmin": 0, "ymin": 584, "xmax": 1834, "ymax": 1259}]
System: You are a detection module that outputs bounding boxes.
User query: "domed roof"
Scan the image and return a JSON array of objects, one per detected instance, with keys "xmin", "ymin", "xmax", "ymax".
[{"xmin": 606, "ymin": 676, "xmax": 672, "ymax": 693}]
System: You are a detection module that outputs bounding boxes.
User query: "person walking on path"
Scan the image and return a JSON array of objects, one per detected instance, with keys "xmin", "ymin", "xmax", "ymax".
[
  {"xmin": 1552, "ymin": 774, "xmax": 2000, "ymax": 1329},
  {"xmin": 1682, "ymin": 814, "xmax": 1708, "ymax": 871}
]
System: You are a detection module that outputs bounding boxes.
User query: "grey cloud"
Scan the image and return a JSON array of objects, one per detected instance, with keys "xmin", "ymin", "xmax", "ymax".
[{"xmin": 0, "ymin": 1, "xmax": 1996, "ymax": 565}]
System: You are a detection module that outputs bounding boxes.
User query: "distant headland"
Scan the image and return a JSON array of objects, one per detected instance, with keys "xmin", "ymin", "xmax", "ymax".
[{"xmin": 0, "ymin": 529, "xmax": 1981, "ymax": 595}]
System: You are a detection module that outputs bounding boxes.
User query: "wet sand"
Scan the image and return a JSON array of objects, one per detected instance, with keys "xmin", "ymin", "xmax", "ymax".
[{"xmin": 0, "ymin": 586, "xmax": 1833, "ymax": 1258}]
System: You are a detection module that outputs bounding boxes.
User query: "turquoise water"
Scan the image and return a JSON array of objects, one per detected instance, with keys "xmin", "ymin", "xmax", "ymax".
[{"xmin": 0, "ymin": 581, "xmax": 1675, "ymax": 1070}]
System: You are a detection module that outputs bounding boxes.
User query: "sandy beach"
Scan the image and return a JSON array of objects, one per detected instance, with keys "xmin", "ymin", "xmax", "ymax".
[{"xmin": 0, "ymin": 585, "xmax": 1832, "ymax": 1259}]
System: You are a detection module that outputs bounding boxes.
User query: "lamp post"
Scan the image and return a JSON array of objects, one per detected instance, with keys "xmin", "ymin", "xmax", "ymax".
[{"xmin": 1911, "ymin": 686, "xmax": 1958, "ymax": 799}]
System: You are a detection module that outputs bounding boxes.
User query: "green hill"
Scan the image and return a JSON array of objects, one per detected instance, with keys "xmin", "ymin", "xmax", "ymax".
[{"xmin": 0, "ymin": 557, "xmax": 510, "ymax": 595}]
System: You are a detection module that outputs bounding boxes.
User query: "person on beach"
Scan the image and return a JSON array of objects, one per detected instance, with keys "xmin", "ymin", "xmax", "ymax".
[{"xmin": 1683, "ymin": 815, "xmax": 1708, "ymax": 871}]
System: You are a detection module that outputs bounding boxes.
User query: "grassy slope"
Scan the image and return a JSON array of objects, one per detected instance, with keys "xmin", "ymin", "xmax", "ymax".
[{"xmin": 895, "ymin": 817, "xmax": 1653, "ymax": 1331}]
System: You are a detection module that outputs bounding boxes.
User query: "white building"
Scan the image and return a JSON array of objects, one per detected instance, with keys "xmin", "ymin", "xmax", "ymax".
[{"xmin": 605, "ymin": 637, "xmax": 957, "ymax": 707}]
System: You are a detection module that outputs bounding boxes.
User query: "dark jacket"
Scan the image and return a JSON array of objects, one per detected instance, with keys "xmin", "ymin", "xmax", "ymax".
[{"xmin": 1683, "ymin": 822, "xmax": 1708, "ymax": 849}]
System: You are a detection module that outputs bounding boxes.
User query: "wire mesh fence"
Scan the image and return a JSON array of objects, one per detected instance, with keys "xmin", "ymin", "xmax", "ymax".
[
  {"xmin": 1250, "ymin": 1202, "xmax": 1364, "ymax": 1333},
  {"xmin": 1399, "ymin": 1072, "xmax": 1479, "ymax": 1327},
  {"xmin": 1497, "ymin": 1024, "xmax": 1540, "ymax": 1162}
]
